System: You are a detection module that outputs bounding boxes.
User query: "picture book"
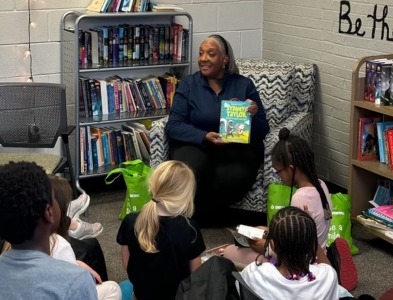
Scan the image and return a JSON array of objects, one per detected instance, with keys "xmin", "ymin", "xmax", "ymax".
[
  {"xmin": 219, "ymin": 100, "xmax": 251, "ymax": 144},
  {"xmin": 226, "ymin": 225, "xmax": 265, "ymax": 248},
  {"xmin": 370, "ymin": 184, "xmax": 391, "ymax": 207},
  {"xmin": 357, "ymin": 117, "xmax": 380, "ymax": 161}
]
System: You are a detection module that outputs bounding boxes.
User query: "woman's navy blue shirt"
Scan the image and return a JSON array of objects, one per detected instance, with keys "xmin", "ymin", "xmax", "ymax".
[{"xmin": 166, "ymin": 71, "xmax": 270, "ymax": 148}]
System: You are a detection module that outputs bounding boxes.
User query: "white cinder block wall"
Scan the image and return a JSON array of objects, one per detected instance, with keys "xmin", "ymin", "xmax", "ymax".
[
  {"xmin": 263, "ymin": 0, "xmax": 393, "ymax": 189},
  {"xmin": 3, "ymin": 0, "xmax": 390, "ymax": 190},
  {"xmin": 0, "ymin": 0, "xmax": 263, "ymax": 81}
]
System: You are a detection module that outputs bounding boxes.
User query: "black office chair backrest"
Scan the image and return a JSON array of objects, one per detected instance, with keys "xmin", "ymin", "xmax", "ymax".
[
  {"xmin": 0, "ymin": 83, "xmax": 67, "ymax": 148},
  {"xmin": 232, "ymin": 271, "xmax": 264, "ymax": 300}
]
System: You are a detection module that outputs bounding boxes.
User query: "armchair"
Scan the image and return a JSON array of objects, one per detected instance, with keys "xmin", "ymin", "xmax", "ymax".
[{"xmin": 149, "ymin": 58, "xmax": 316, "ymax": 212}]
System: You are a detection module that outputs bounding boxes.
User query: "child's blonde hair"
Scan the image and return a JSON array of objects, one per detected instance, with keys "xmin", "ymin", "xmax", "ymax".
[{"xmin": 135, "ymin": 160, "xmax": 196, "ymax": 253}]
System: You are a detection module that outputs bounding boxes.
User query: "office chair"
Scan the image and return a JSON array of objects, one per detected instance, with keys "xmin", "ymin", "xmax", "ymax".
[
  {"xmin": 0, "ymin": 82, "xmax": 77, "ymax": 198},
  {"xmin": 232, "ymin": 271, "xmax": 264, "ymax": 300}
]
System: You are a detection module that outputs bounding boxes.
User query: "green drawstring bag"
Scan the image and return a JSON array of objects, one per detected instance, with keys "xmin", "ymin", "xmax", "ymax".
[
  {"xmin": 105, "ymin": 160, "xmax": 152, "ymax": 220},
  {"xmin": 267, "ymin": 183, "xmax": 297, "ymax": 226},
  {"xmin": 327, "ymin": 193, "xmax": 359, "ymax": 255}
]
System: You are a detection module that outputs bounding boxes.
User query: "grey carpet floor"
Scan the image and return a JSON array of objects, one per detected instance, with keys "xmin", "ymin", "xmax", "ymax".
[{"xmin": 83, "ymin": 189, "xmax": 393, "ymax": 299}]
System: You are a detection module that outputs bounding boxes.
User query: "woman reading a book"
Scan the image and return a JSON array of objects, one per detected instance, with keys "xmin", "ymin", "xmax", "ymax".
[{"xmin": 165, "ymin": 34, "xmax": 269, "ymax": 223}]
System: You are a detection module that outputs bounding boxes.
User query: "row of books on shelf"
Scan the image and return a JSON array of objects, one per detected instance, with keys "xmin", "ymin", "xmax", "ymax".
[
  {"xmin": 357, "ymin": 117, "xmax": 393, "ymax": 168},
  {"xmin": 80, "ymin": 121, "xmax": 151, "ymax": 174},
  {"xmin": 79, "ymin": 73, "xmax": 178, "ymax": 118},
  {"xmin": 87, "ymin": 0, "xmax": 150, "ymax": 13},
  {"xmin": 79, "ymin": 23, "xmax": 189, "ymax": 67},
  {"xmin": 364, "ymin": 58, "xmax": 393, "ymax": 105}
]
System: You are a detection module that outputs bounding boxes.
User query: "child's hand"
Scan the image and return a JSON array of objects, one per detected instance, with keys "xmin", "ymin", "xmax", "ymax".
[{"xmin": 249, "ymin": 238, "xmax": 265, "ymax": 253}]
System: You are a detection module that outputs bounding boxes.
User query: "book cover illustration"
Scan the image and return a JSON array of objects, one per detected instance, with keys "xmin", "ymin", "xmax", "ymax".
[
  {"xmin": 370, "ymin": 184, "xmax": 391, "ymax": 207},
  {"xmin": 219, "ymin": 100, "xmax": 251, "ymax": 144},
  {"xmin": 357, "ymin": 117, "xmax": 380, "ymax": 161}
]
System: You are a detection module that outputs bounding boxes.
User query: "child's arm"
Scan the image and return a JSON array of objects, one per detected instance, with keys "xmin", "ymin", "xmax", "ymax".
[
  {"xmin": 121, "ymin": 245, "xmax": 130, "ymax": 270},
  {"xmin": 316, "ymin": 244, "xmax": 331, "ymax": 266},
  {"xmin": 249, "ymin": 226, "xmax": 268, "ymax": 253},
  {"xmin": 189, "ymin": 257, "xmax": 202, "ymax": 272},
  {"xmin": 76, "ymin": 260, "xmax": 102, "ymax": 284}
]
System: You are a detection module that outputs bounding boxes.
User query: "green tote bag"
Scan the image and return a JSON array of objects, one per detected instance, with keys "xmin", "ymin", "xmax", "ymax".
[
  {"xmin": 105, "ymin": 160, "xmax": 152, "ymax": 220},
  {"xmin": 268, "ymin": 184, "xmax": 359, "ymax": 255}
]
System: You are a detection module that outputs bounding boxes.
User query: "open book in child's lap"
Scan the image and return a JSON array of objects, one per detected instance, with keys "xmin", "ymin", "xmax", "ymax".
[{"xmin": 219, "ymin": 100, "xmax": 251, "ymax": 144}]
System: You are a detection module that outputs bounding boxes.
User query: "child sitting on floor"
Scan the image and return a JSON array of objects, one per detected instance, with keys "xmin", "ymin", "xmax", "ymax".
[
  {"xmin": 241, "ymin": 206, "xmax": 338, "ymax": 299},
  {"xmin": 117, "ymin": 160, "xmax": 206, "ymax": 300},
  {"xmin": 224, "ymin": 127, "xmax": 358, "ymax": 291},
  {"xmin": 241, "ymin": 206, "xmax": 374, "ymax": 300}
]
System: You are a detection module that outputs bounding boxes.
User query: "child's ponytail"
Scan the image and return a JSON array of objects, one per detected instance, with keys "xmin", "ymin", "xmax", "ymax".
[
  {"xmin": 135, "ymin": 200, "xmax": 160, "ymax": 253},
  {"xmin": 134, "ymin": 160, "xmax": 196, "ymax": 253}
]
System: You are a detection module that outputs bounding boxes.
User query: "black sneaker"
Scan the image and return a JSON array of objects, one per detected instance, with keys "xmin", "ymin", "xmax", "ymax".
[{"xmin": 327, "ymin": 237, "xmax": 358, "ymax": 291}]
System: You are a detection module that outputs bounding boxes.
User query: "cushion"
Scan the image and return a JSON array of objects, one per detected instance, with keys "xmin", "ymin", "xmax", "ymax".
[
  {"xmin": 0, "ymin": 152, "xmax": 62, "ymax": 174},
  {"xmin": 236, "ymin": 59, "xmax": 295, "ymax": 128}
]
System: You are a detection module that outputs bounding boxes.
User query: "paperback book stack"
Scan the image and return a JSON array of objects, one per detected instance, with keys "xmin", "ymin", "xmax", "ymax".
[{"xmin": 362, "ymin": 205, "xmax": 393, "ymax": 228}]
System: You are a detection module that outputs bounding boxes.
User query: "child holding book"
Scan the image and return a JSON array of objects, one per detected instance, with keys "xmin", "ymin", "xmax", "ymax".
[
  {"xmin": 225, "ymin": 127, "xmax": 358, "ymax": 291},
  {"xmin": 116, "ymin": 160, "xmax": 206, "ymax": 300},
  {"xmin": 241, "ymin": 206, "xmax": 374, "ymax": 300},
  {"xmin": 241, "ymin": 206, "xmax": 339, "ymax": 299},
  {"xmin": 224, "ymin": 127, "xmax": 332, "ymax": 260}
]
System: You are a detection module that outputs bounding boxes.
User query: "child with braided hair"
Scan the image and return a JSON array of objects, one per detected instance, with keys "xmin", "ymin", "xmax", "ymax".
[
  {"xmin": 224, "ymin": 127, "xmax": 332, "ymax": 262},
  {"xmin": 268, "ymin": 127, "xmax": 332, "ymax": 250},
  {"xmin": 241, "ymin": 206, "xmax": 339, "ymax": 299},
  {"xmin": 225, "ymin": 127, "xmax": 358, "ymax": 293}
]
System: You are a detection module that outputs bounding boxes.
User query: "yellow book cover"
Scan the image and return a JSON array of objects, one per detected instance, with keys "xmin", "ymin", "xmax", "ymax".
[{"xmin": 87, "ymin": 0, "xmax": 107, "ymax": 12}]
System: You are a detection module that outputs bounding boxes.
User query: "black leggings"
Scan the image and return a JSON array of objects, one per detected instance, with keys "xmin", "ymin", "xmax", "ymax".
[{"xmin": 169, "ymin": 141, "xmax": 263, "ymax": 213}]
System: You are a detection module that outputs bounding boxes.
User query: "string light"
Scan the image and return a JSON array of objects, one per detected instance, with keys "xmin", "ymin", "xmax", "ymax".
[{"xmin": 26, "ymin": 0, "xmax": 34, "ymax": 82}]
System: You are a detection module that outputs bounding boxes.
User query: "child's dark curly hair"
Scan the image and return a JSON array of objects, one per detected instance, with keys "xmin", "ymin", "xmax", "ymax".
[
  {"xmin": 0, "ymin": 161, "xmax": 52, "ymax": 244},
  {"xmin": 265, "ymin": 206, "xmax": 318, "ymax": 277},
  {"xmin": 271, "ymin": 127, "xmax": 331, "ymax": 219}
]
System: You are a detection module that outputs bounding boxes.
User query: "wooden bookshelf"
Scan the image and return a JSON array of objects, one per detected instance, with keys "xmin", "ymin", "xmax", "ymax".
[{"xmin": 349, "ymin": 54, "xmax": 393, "ymax": 244}]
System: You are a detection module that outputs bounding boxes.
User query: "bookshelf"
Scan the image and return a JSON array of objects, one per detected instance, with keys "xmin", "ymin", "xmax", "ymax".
[
  {"xmin": 349, "ymin": 54, "xmax": 393, "ymax": 244},
  {"xmin": 60, "ymin": 10, "xmax": 193, "ymax": 193}
]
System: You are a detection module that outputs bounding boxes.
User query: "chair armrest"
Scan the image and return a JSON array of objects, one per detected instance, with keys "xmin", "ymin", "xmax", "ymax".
[{"xmin": 61, "ymin": 125, "xmax": 76, "ymax": 144}]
